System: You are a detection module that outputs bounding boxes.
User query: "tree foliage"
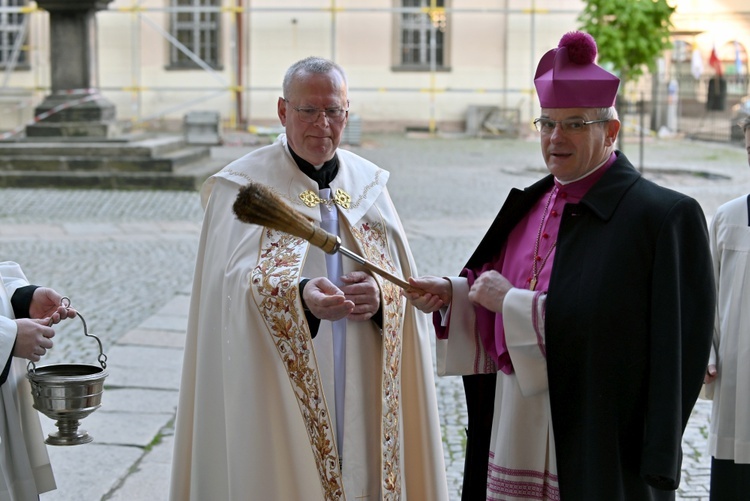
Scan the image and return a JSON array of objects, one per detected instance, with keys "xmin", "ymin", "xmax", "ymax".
[{"xmin": 578, "ymin": 0, "xmax": 675, "ymax": 87}]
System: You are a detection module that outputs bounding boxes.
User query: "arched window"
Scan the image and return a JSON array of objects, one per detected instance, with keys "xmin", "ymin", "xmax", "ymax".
[
  {"xmin": 719, "ymin": 40, "xmax": 747, "ymax": 96},
  {"xmin": 719, "ymin": 40, "xmax": 747, "ymax": 76}
]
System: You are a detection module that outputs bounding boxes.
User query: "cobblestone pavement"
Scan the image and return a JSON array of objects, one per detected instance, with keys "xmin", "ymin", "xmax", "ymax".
[{"xmin": 1, "ymin": 133, "xmax": 747, "ymax": 499}]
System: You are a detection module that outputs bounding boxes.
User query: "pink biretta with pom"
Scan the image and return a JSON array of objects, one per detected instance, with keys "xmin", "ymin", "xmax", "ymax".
[{"xmin": 534, "ymin": 31, "xmax": 620, "ymax": 108}]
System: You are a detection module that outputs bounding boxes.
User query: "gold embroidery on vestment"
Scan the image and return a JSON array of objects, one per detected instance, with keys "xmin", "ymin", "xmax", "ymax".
[
  {"xmin": 224, "ymin": 168, "xmax": 253, "ymax": 184},
  {"xmin": 345, "ymin": 171, "xmax": 382, "ymax": 210},
  {"xmin": 351, "ymin": 220, "xmax": 404, "ymax": 499},
  {"xmin": 253, "ymin": 229, "xmax": 344, "ymax": 500},
  {"xmin": 299, "ymin": 189, "xmax": 351, "ymax": 209},
  {"xmin": 334, "ymin": 189, "xmax": 351, "ymax": 209}
]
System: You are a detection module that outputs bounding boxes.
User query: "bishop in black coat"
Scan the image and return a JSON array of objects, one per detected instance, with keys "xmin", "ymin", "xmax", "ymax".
[
  {"xmin": 459, "ymin": 151, "xmax": 714, "ymax": 499},
  {"xmin": 408, "ymin": 31, "xmax": 715, "ymax": 500}
]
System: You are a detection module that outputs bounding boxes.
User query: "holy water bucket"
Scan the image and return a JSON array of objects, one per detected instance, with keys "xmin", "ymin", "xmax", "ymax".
[{"xmin": 27, "ymin": 299, "xmax": 108, "ymax": 446}]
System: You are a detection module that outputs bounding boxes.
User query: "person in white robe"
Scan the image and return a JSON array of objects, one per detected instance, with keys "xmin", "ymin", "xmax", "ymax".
[
  {"xmin": 169, "ymin": 57, "xmax": 448, "ymax": 501},
  {"xmin": 1, "ymin": 261, "xmax": 75, "ymax": 500},
  {"xmin": 704, "ymin": 116, "xmax": 750, "ymax": 499}
]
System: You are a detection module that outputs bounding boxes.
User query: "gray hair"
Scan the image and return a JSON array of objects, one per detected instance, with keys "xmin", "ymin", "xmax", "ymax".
[
  {"xmin": 741, "ymin": 116, "xmax": 750, "ymax": 133},
  {"xmin": 540, "ymin": 106, "xmax": 619, "ymax": 122},
  {"xmin": 594, "ymin": 106, "xmax": 619, "ymax": 121},
  {"xmin": 282, "ymin": 57, "xmax": 348, "ymax": 98}
]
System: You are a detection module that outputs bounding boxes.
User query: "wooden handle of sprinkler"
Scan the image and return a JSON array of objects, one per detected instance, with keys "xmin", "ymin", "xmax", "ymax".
[
  {"xmin": 307, "ymin": 224, "xmax": 422, "ymax": 293},
  {"xmin": 337, "ymin": 246, "xmax": 416, "ymax": 291},
  {"xmin": 306, "ymin": 223, "xmax": 341, "ymax": 254}
]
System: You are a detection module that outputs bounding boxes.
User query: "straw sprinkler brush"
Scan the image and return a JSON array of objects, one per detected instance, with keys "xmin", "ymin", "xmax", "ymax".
[{"xmin": 232, "ymin": 182, "xmax": 416, "ymax": 291}]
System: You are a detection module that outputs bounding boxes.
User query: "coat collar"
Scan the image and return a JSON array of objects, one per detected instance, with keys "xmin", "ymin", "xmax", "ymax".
[
  {"xmin": 524, "ymin": 151, "xmax": 640, "ymax": 223},
  {"xmin": 577, "ymin": 151, "xmax": 640, "ymax": 222},
  {"xmin": 465, "ymin": 151, "xmax": 639, "ymax": 269}
]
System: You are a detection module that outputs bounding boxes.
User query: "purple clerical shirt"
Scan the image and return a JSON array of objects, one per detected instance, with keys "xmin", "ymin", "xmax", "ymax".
[{"xmin": 458, "ymin": 152, "xmax": 617, "ymax": 374}]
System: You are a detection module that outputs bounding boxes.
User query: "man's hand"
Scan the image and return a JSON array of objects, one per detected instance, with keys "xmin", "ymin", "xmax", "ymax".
[
  {"xmin": 404, "ymin": 276, "xmax": 452, "ymax": 313},
  {"xmin": 13, "ymin": 318, "xmax": 55, "ymax": 362},
  {"xmin": 302, "ymin": 277, "xmax": 355, "ymax": 321},
  {"xmin": 705, "ymin": 364, "xmax": 718, "ymax": 384},
  {"xmin": 340, "ymin": 271, "xmax": 380, "ymax": 321},
  {"xmin": 468, "ymin": 270, "xmax": 513, "ymax": 313},
  {"xmin": 29, "ymin": 287, "xmax": 77, "ymax": 324}
]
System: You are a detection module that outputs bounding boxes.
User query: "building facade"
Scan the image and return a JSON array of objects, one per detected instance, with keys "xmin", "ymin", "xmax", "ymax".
[{"xmin": 0, "ymin": 0, "xmax": 747, "ymax": 137}]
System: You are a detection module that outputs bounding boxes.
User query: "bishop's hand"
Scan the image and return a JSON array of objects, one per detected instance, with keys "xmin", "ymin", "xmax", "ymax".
[
  {"xmin": 468, "ymin": 270, "xmax": 513, "ymax": 313},
  {"xmin": 405, "ymin": 276, "xmax": 452, "ymax": 313}
]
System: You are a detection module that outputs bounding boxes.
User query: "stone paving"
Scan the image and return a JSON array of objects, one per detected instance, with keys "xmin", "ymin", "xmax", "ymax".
[{"xmin": 1, "ymin": 133, "xmax": 747, "ymax": 500}]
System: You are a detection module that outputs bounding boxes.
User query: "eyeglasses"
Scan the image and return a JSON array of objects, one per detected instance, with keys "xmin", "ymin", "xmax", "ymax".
[
  {"xmin": 533, "ymin": 117, "xmax": 610, "ymax": 134},
  {"xmin": 283, "ymin": 99, "xmax": 349, "ymax": 123}
]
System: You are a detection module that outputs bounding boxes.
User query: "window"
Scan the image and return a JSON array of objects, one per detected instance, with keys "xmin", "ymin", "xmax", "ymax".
[
  {"xmin": 396, "ymin": 0, "xmax": 449, "ymax": 71},
  {"xmin": 169, "ymin": 0, "xmax": 221, "ymax": 70},
  {"xmin": 0, "ymin": 0, "xmax": 28, "ymax": 70},
  {"xmin": 718, "ymin": 40, "xmax": 747, "ymax": 96}
]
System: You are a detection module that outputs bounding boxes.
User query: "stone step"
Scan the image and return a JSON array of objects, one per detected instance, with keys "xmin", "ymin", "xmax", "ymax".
[
  {"xmin": 0, "ymin": 156, "xmax": 228, "ymax": 191},
  {"xmin": 0, "ymin": 146, "xmax": 210, "ymax": 173},
  {"xmin": 0, "ymin": 135, "xmax": 191, "ymax": 158}
]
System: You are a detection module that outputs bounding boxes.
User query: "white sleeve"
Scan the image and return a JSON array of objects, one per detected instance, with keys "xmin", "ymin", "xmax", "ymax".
[
  {"xmin": 1, "ymin": 262, "xmax": 27, "ymax": 373},
  {"xmin": 0, "ymin": 317, "xmax": 18, "ymax": 367},
  {"xmin": 436, "ymin": 277, "xmax": 497, "ymax": 376},
  {"xmin": 503, "ymin": 287, "xmax": 548, "ymax": 397},
  {"xmin": 1, "ymin": 261, "xmax": 30, "ymax": 297}
]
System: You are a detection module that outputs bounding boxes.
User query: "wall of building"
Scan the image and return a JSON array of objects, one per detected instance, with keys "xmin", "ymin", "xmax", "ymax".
[{"xmin": 1, "ymin": 0, "xmax": 747, "ymax": 137}]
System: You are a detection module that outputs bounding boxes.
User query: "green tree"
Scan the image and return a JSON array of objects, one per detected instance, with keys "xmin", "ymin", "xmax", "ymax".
[
  {"xmin": 578, "ymin": 0, "xmax": 675, "ymax": 148},
  {"xmin": 578, "ymin": 0, "xmax": 675, "ymax": 87}
]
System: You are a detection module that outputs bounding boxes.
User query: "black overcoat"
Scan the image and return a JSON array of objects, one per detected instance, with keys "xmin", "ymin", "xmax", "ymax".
[{"xmin": 458, "ymin": 152, "xmax": 715, "ymax": 500}]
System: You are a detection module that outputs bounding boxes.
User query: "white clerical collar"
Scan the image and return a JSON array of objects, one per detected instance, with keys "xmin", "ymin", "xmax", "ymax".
[{"xmin": 555, "ymin": 155, "xmax": 610, "ymax": 185}]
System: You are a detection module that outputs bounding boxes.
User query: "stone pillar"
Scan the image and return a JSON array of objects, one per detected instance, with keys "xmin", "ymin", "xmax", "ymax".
[{"xmin": 26, "ymin": 0, "xmax": 118, "ymax": 138}]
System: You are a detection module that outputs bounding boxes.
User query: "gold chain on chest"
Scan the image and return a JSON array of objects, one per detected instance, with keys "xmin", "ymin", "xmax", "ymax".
[
  {"xmin": 529, "ymin": 187, "xmax": 558, "ymax": 291},
  {"xmin": 299, "ymin": 189, "xmax": 352, "ymax": 209}
]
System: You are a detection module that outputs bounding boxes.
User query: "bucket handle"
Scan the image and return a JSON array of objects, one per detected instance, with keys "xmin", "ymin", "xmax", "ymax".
[{"xmin": 27, "ymin": 297, "xmax": 108, "ymax": 373}]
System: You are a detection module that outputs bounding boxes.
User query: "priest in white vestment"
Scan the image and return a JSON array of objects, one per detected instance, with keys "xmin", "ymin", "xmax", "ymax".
[
  {"xmin": 169, "ymin": 57, "xmax": 448, "ymax": 501},
  {"xmin": 704, "ymin": 116, "xmax": 750, "ymax": 498},
  {"xmin": 1, "ymin": 261, "xmax": 75, "ymax": 500}
]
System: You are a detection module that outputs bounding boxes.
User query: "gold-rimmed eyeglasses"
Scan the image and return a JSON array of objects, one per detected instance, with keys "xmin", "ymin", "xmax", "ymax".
[
  {"xmin": 533, "ymin": 117, "xmax": 610, "ymax": 134},
  {"xmin": 283, "ymin": 99, "xmax": 349, "ymax": 123}
]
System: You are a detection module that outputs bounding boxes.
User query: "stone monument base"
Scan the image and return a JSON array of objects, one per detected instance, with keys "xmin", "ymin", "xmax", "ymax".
[{"xmin": 0, "ymin": 135, "xmax": 228, "ymax": 190}]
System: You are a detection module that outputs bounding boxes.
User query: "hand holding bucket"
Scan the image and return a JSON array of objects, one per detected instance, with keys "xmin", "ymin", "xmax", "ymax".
[{"xmin": 27, "ymin": 298, "xmax": 108, "ymax": 446}]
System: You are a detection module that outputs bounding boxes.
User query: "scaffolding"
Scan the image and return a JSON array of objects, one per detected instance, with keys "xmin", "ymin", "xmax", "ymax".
[
  {"xmin": 2, "ymin": 1, "xmax": 747, "ymax": 139},
  {"xmin": 0, "ymin": 1, "xmax": 588, "ymax": 135}
]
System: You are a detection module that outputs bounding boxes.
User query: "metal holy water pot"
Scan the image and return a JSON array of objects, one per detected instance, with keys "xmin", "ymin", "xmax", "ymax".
[{"xmin": 26, "ymin": 299, "xmax": 108, "ymax": 446}]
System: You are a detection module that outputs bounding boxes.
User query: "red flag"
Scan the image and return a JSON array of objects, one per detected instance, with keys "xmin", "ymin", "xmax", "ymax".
[{"xmin": 709, "ymin": 46, "xmax": 723, "ymax": 76}]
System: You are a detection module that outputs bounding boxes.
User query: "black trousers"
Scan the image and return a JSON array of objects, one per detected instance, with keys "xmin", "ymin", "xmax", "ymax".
[
  {"xmin": 710, "ymin": 456, "xmax": 750, "ymax": 501},
  {"xmin": 460, "ymin": 373, "xmax": 496, "ymax": 501}
]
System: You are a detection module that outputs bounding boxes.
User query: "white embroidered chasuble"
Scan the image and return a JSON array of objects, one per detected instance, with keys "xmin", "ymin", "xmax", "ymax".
[
  {"xmin": 437, "ymin": 278, "xmax": 560, "ymax": 500},
  {"xmin": 169, "ymin": 134, "xmax": 449, "ymax": 501}
]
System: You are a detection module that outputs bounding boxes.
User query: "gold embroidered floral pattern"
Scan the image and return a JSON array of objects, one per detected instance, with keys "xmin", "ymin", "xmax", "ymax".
[
  {"xmin": 351, "ymin": 220, "xmax": 404, "ymax": 500},
  {"xmin": 252, "ymin": 229, "xmax": 344, "ymax": 500},
  {"xmin": 344, "ymin": 171, "xmax": 382, "ymax": 210},
  {"xmin": 299, "ymin": 189, "xmax": 351, "ymax": 209},
  {"xmin": 224, "ymin": 168, "xmax": 253, "ymax": 184},
  {"xmin": 333, "ymin": 189, "xmax": 351, "ymax": 209},
  {"xmin": 300, "ymin": 190, "xmax": 326, "ymax": 208}
]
